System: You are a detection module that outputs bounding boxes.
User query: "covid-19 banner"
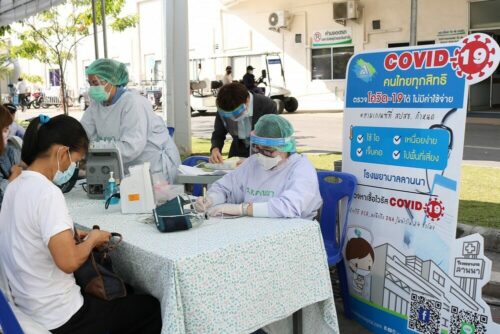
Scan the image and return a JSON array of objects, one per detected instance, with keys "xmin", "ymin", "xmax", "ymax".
[{"xmin": 342, "ymin": 34, "xmax": 500, "ymax": 334}]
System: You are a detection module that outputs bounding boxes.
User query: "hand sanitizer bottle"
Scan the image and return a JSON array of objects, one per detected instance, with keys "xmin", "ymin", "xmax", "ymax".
[{"xmin": 104, "ymin": 171, "xmax": 119, "ymax": 205}]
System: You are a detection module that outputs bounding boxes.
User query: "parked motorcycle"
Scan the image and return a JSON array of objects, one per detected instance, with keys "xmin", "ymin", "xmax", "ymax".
[
  {"xmin": 27, "ymin": 91, "xmax": 42, "ymax": 109},
  {"xmin": 40, "ymin": 92, "xmax": 74, "ymax": 109}
]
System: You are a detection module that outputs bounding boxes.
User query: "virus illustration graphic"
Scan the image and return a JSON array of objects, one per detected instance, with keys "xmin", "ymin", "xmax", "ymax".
[
  {"xmin": 424, "ymin": 198, "xmax": 445, "ymax": 222},
  {"xmin": 451, "ymin": 34, "xmax": 496, "ymax": 81}
]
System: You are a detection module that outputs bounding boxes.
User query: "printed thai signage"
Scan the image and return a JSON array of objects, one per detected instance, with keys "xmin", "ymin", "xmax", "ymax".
[
  {"xmin": 343, "ymin": 34, "xmax": 500, "ymax": 334},
  {"xmin": 437, "ymin": 29, "xmax": 468, "ymax": 44},
  {"xmin": 312, "ymin": 28, "xmax": 352, "ymax": 47}
]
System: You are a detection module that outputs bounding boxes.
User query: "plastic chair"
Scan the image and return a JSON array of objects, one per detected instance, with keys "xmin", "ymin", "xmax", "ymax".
[
  {"xmin": 317, "ymin": 171, "xmax": 357, "ymax": 318},
  {"xmin": 181, "ymin": 156, "xmax": 209, "ymax": 196},
  {"xmin": 0, "ymin": 290, "xmax": 24, "ymax": 334}
]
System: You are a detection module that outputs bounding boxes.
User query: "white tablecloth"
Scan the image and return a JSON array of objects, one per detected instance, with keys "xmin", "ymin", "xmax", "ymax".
[{"xmin": 65, "ymin": 188, "xmax": 339, "ymax": 334}]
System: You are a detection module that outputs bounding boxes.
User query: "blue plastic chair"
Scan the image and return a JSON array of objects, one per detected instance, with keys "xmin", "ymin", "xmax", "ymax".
[
  {"xmin": 0, "ymin": 290, "xmax": 24, "ymax": 334},
  {"xmin": 182, "ymin": 156, "xmax": 210, "ymax": 196},
  {"xmin": 317, "ymin": 171, "xmax": 357, "ymax": 318}
]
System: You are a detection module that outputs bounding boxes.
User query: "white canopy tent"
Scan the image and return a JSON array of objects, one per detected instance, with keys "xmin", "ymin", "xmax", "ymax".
[{"xmin": 0, "ymin": 0, "xmax": 64, "ymax": 26}]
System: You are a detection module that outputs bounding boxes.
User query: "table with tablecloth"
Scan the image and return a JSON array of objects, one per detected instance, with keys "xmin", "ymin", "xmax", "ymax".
[{"xmin": 65, "ymin": 187, "xmax": 339, "ymax": 334}]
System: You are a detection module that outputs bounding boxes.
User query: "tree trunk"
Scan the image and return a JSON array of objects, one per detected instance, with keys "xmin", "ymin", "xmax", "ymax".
[{"xmin": 58, "ymin": 60, "xmax": 68, "ymax": 115}]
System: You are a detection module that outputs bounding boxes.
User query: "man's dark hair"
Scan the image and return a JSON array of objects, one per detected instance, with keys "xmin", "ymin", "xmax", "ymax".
[
  {"xmin": 22, "ymin": 115, "xmax": 89, "ymax": 165},
  {"xmin": 216, "ymin": 82, "xmax": 249, "ymax": 111}
]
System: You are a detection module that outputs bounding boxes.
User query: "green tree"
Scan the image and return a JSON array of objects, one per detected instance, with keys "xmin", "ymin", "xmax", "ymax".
[{"xmin": 9, "ymin": 0, "xmax": 137, "ymax": 114}]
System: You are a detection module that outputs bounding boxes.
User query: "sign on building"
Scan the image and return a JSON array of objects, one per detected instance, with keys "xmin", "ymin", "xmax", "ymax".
[
  {"xmin": 343, "ymin": 34, "xmax": 500, "ymax": 334},
  {"xmin": 312, "ymin": 27, "xmax": 352, "ymax": 47}
]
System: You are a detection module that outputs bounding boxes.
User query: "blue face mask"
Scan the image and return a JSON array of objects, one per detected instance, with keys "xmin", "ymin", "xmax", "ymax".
[{"xmin": 53, "ymin": 147, "xmax": 77, "ymax": 186}]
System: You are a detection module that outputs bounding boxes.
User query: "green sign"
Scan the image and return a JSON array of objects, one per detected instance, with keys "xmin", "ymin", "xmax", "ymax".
[{"xmin": 312, "ymin": 28, "xmax": 352, "ymax": 47}]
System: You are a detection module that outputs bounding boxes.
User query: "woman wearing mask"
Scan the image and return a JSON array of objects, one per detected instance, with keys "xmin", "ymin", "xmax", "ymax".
[
  {"xmin": 198, "ymin": 114, "xmax": 322, "ymax": 220},
  {"xmin": 0, "ymin": 115, "xmax": 162, "ymax": 334},
  {"xmin": 0, "ymin": 104, "xmax": 22, "ymax": 210},
  {"xmin": 80, "ymin": 58, "xmax": 181, "ymax": 183}
]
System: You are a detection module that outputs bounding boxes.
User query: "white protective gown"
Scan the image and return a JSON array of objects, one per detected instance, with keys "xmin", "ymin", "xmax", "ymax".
[
  {"xmin": 208, "ymin": 153, "xmax": 322, "ymax": 220},
  {"xmin": 81, "ymin": 90, "xmax": 181, "ymax": 183}
]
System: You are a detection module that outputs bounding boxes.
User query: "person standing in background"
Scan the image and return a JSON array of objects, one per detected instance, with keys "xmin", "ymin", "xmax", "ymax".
[
  {"xmin": 16, "ymin": 78, "xmax": 28, "ymax": 112},
  {"xmin": 209, "ymin": 83, "xmax": 277, "ymax": 163},
  {"xmin": 7, "ymin": 84, "xmax": 16, "ymax": 103},
  {"xmin": 81, "ymin": 58, "xmax": 181, "ymax": 183},
  {"xmin": 222, "ymin": 66, "xmax": 233, "ymax": 85}
]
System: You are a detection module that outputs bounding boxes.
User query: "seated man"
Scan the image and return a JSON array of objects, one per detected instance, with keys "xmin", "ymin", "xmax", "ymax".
[{"xmin": 197, "ymin": 114, "xmax": 322, "ymax": 220}]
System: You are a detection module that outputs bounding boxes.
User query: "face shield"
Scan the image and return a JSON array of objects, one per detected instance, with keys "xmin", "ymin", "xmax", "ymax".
[
  {"xmin": 250, "ymin": 131, "xmax": 295, "ymax": 155},
  {"xmin": 218, "ymin": 104, "xmax": 252, "ymax": 140}
]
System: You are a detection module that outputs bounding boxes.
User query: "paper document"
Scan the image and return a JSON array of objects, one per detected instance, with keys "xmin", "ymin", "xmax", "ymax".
[{"xmin": 178, "ymin": 165, "xmax": 226, "ymax": 176}]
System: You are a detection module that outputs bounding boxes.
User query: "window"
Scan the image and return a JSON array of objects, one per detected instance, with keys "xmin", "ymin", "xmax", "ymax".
[
  {"xmin": 49, "ymin": 69, "xmax": 61, "ymax": 86},
  {"xmin": 388, "ymin": 40, "xmax": 435, "ymax": 48},
  {"xmin": 312, "ymin": 46, "xmax": 354, "ymax": 80},
  {"xmin": 433, "ymin": 271, "xmax": 445, "ymax": 287},
  {"xmin": 154, "ymin": 60, "xmax": 163, "ymax": 81}
]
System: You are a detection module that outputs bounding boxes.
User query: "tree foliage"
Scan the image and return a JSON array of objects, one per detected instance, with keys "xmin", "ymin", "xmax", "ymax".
[{"xmin": 9, "ymin": 0, "xmax": 138, "ymax": 114}]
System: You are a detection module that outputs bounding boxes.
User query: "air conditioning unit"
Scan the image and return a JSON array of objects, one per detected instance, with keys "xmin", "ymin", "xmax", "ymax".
[
  {"xmin": 268, "ymin": 10, "xmax": 290, "ymax": 31},
  {"xmin": 333, "ymin": 1, "xmax": 359, "ymax": 20}
]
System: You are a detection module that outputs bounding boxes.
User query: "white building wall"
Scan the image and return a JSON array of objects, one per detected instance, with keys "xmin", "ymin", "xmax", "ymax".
[
  {"xmin": 187, "ymin": 0, "xmax": 469, "ymax": 110},
  {"xmin": 4, "ymin": 0, "xmax": 470, "ymax": 109}
]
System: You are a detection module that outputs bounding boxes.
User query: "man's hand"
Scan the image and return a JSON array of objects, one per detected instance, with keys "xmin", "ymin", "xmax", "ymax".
[
  {"xmin": 8, "ymin": 165, "xmax": 22, "ymax": 182},
  {"xmin": 209, "ymin": 148, "xmax": 224, "ymax": 164}
]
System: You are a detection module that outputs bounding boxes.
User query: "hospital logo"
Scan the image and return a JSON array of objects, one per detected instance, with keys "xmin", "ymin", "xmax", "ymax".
[
  {"xmin": 354, "ymin": 58, "xmax": 376, "ymax": 83},
  {"xmin": 313, "ymin": 32, "xmax": 321, "ymax": 42}
]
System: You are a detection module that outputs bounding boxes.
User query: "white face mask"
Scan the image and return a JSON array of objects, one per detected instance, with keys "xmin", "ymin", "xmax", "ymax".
[
  {"xmin": 355, "ymin": 268, "xmax": 371, "ymax": 277},
  {"xmin": 256, "ymin": 153, "xmax": 282, "ymax": 170}
]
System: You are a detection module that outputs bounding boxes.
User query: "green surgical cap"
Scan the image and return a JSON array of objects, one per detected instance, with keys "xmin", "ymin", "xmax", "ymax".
[
  {"xmin": 86, "ymin": 59, "xmax": 129, "ymax": 86},
  {"xmin": 254, "ymin": 114, "xmax": 296, "ymax": 152}
]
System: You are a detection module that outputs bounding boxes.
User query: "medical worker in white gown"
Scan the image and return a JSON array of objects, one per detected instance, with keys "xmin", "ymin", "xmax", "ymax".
[
  {"xmin": 80, "ymin": 58, "xmax": 181, "ymax": 183},
  {"xmin": 195, "ymin": 114, "xmax": 322, "ymax": 219}
]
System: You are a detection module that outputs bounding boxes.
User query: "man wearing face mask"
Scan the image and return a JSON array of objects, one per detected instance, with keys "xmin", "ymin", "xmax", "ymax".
[
  {"xmin": 210, "ymin": 82, "xmax": 277, "ymax": 163},
  {"xmin": 198, "ymin": 114, "xmax": 322, "ymax": 220},
  {"xmin": 80, "ymin": 59, "xmax": 181, "ymax": 183}
]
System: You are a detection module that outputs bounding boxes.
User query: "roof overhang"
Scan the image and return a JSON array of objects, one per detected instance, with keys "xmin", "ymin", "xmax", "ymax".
[
  {"xmin": 0, "ymin": 0, "xmax": 65, "ymax": 26},
  {"xmin": 219, "ymin": 0, "xmax": 249, "ymax": 9}
]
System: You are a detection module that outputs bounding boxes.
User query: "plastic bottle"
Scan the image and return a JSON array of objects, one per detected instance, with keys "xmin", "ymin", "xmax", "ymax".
[{"xmin": 104, "ymin": 171, "xmax": 119, "ymax": 205}]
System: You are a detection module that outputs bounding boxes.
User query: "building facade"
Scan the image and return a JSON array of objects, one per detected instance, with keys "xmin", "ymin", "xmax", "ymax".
[{"xmin": 3, "ymin": 0, "xmax": 500, "ymax": 114}]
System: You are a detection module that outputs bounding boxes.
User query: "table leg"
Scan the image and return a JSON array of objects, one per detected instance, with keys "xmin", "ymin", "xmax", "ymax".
[{"xmin": 292, "ymin": 309, "xmax": 303, "ymax": 334}]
